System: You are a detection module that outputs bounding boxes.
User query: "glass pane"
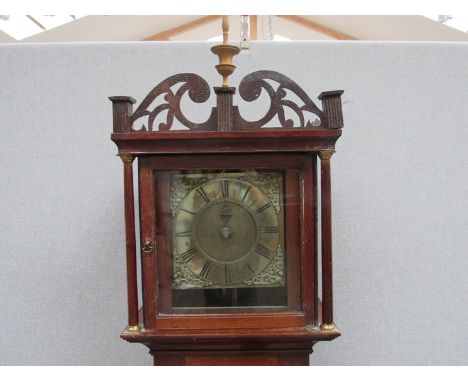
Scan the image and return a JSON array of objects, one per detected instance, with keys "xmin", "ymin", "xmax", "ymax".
[{"xmin": 156, "ymin": 169, "xmax": 301, "ymax": 313}]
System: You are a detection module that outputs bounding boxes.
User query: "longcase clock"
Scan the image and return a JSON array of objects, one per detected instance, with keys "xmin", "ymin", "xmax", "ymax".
[{"xmin": 109, "ymin": 19, "xmax": 344, "ymax": 366}]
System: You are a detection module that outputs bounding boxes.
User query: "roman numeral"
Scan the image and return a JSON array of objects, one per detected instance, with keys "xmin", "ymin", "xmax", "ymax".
[
  {"xmin": 199, "ymin": 261, "xmax": 214, "ymax": 279},
  {"xmin": 196, "ymin": 187, "xmax": 210, "ymax": 203},
  {"xmin": 180, "ymin": 247, "xmax": 198, "ymax": 263},
  {"xmin": 246, "ymin": 263, "xmax": 256, "ymax": 275},
  {"xmin": 255, "ymin": 244, "xmax": 273, "ymax": 259},
  {"xmin": 220, "ymin": 179, "xmax": 229, "ymax": 198},
  {"xmin": 224, "ymin": 265, "xmax": 232, "ymax": 284},
  {"xmin": 256, "ymin": 203, "xmax": 271, "ymax": 214},
  {"xmin": 259, "ymin": 226, "xmax": 279, "ymax": 234},
  {"xmin": 242, "ymin": 185, "xmax": 251, "ymax": 201},
  {"xmin": 175, "ymin": 231, "xmax": 192, "ymax": 237}
]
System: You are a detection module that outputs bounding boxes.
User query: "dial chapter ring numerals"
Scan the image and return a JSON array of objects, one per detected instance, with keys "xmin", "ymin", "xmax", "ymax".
[{"xmin": 173, "ymin": 177, "xmax": 280, "ymax": 287}]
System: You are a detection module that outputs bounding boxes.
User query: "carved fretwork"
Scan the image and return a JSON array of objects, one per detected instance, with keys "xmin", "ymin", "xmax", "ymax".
[
  {"xmin": 130, "ymin": 73, "xmax": 216, "ymax": 132},
  {"xmin": 110, "ymin": 70, "xmax": 344, "ymax": 132},
  {"xmin": 234, "ymin": 70, "xmax": 325, "ymax": 129}
]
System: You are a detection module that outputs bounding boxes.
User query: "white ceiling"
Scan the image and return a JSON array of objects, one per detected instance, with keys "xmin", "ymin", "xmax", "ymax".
[{"xmin": 0, "ymin": 15, "xmax": 467, "ymax": 44}]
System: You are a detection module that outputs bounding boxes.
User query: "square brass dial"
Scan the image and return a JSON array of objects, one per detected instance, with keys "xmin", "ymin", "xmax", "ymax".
[{"xmin": 170, "ymin": 171, "xmax": 285, "ymax": 289}]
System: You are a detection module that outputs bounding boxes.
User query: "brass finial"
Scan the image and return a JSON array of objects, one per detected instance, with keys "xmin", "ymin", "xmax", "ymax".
[{"xmin": 211, "ymin": 16, "xmax": 241, "ymax": 87}]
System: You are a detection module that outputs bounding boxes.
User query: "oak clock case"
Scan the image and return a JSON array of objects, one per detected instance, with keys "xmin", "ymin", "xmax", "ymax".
[{"xmin": 110, "ymin": 68, "xmax": 344, "ymax": 365}]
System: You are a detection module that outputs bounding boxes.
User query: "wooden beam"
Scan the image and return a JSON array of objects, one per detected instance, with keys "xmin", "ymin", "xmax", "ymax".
[
  {"xmin": 26, "ymin": 15, "xmax": 46, "ymax": 30},
  {"xmin": 277, "ymin": 15, "xmax": 358, "ymax": 40},
  {"xmin": 142, "ymin": 15, "xmax": 222, "ymax": 41},
  {"xmin": 250, "ymin": 15, "xmax": 258, "ymax": 40}
]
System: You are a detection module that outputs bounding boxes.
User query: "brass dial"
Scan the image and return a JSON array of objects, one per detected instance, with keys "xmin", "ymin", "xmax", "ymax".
[{"xmin": 173, "ymin": 178, "xmax": 280, "ymax": 286}]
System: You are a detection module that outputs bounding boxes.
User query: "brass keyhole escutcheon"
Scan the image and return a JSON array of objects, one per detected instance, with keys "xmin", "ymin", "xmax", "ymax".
[{"xmin": 142, "ymin": 240, "xmax": 154, "ymax": 256}]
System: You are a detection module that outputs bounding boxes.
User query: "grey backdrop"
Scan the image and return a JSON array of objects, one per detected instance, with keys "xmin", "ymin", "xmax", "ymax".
[{"xmin": 0, "ymin": 42, "xmax": 467, "ymax": 365}]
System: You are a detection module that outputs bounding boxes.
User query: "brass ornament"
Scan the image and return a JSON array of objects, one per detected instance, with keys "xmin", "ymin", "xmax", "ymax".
[
  {"xmin": 141, "ymin": 240, "xmax": 154, "ymax": 257},
  {"xmin": 126, "ymin": 324, "xmax": 141, "ymax": 333},
  {"xmin": 318, "ymin": 150, "xmax": 335, "ymax": 161},
  {"xmin": 244, "ymin": 244, "xmax": 284, "ymax": 286},
  {"xmin": 320, "ymin": 322, "xmax": 337, "ymax": 332},
  {"xmin": 119, "ymin": 153, "xmax": 134, "ymax": 164}
]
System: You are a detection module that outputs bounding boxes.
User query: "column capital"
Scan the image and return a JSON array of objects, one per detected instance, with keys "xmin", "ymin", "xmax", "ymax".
[
  {"xmin": 120, "ymin": 154, "xmax": 135, "ymax": 164},
  {"xmin": 318, "ymin": 149, "xmax": 335, "ymax": 161}
]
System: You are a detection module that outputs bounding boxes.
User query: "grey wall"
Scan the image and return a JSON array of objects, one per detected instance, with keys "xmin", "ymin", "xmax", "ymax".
[{"xmin": 0, "ymin": 42, "xmax": 467, "ymax": 365}]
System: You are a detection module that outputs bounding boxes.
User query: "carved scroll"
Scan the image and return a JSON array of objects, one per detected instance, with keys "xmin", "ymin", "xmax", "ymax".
[
  {"xmin": 110, "ymin": 70, "xmax": 343, "ymax": 132},
  {"xmin": 235, "ymin": 70, "xmax": 325, "ymax": 129},
  {"xmin": 130, "ymin": 73, "xmax": 216, "ymax": 131}
]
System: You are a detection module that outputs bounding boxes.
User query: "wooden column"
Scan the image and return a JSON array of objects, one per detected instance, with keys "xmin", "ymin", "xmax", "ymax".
[
  {"xmin": 120, "ymin": 154, "xmax": 140, "ymax": 332},
  {"xmin": 319, "ymin": 149, "xmax": 336, "ymax": 331},
  {"xmin": 318, "ymin": 90, "xmax": 344, "ymax": 130},
  {"xmin": 214, "ymin": 86, "xmax": 235, "ymax": 131},
  {"xmin": 109, "ymin": 96, "xmax": 136, "ymax": 133},
  {"xmin": 312, "ymin": 153, "xmax": 319, "ymax": 326}
]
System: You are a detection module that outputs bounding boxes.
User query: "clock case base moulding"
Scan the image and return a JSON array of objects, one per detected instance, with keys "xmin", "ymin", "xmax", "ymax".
[{"xmin": 123, "ymin": 321, "xmax": 339, "ymax": 366}]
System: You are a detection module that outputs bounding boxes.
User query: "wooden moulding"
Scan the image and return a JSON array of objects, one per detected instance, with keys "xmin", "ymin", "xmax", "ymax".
[
  {"xmin": 122, "ymin": 325, "xmax": 340, "ymax": 343},
  {"xmin": 111, "ymin": 129, "xmax": 342, "ymax": 156},
  {"xmin": 123, "ymin": 324, "xmax": 339, "ymax": 365}
]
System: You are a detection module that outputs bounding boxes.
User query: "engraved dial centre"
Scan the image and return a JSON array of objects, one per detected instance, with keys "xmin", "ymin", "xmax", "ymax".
[
  {"xmin": 194, "ymin": 201, "xmax": 257, "ymax": 263},
  {"xmin": 221, "ymin": 226, "xmax": 233, "ymax": 240}
]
